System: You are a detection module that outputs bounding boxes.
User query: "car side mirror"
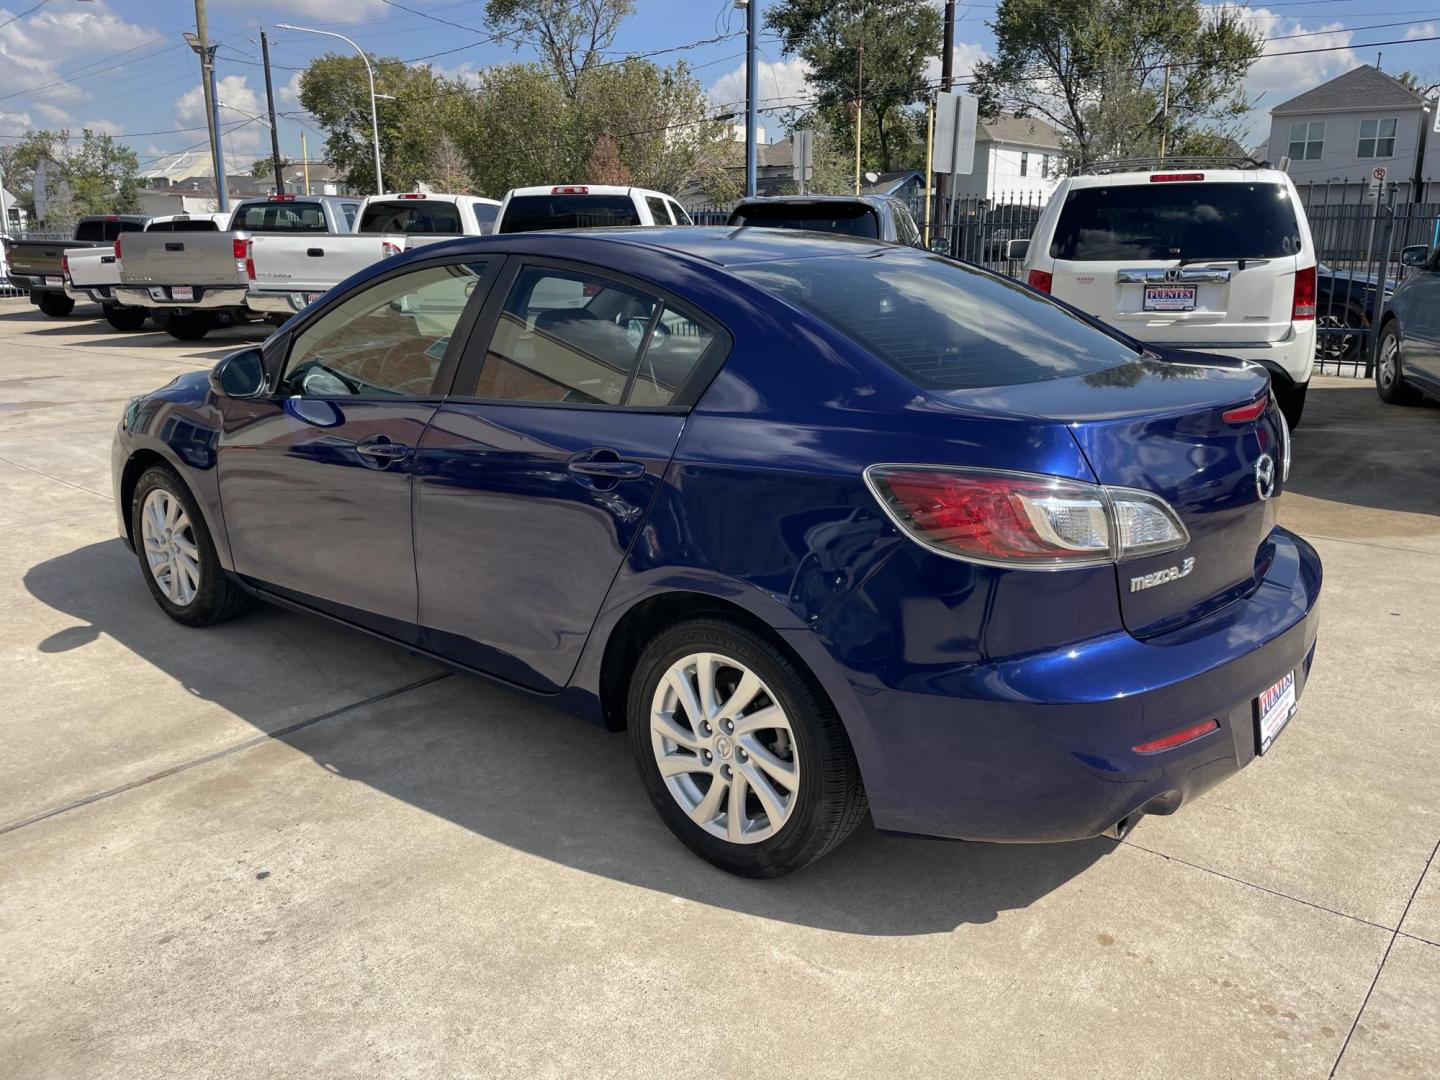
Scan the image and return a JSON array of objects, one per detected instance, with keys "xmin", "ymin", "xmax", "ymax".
[
  {"xmin": 1006, "ymin": 238, "xmax": 1030, "ymax": 261},
  {"xmin": 1400, "ymin": 245, "xmax": 1430, "ymax": 268},
  {"xmin": 928, "ymin": 236, "xmax": 950, "ymax": 254},
  {"xmin": 209, "ymin": 347, "xmax": 265, "ymax": 399}
]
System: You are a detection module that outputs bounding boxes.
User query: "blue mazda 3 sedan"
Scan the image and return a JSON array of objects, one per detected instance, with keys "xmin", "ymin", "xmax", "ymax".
[{"xmin": 112, "ymin": 228, "xmax": 1321, "ymax": 876}]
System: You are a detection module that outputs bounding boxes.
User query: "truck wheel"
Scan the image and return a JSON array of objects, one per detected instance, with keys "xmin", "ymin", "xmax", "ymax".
[
  {"xmin": 103, "ymin": 305, "xmax": 148, "ymax": 332},
  {"xmin": 164, "ymin": 313, "xmax": 212, "ymax": 341},
  {"xmin": 36, "ymin": 292, "xmax": 75, "ymax": 317}
]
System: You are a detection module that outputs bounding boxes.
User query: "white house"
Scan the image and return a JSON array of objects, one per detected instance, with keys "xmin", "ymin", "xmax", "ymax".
[
  {"xmin": 950, "ymin": 115, "xmax": 1064, "ymax": 203},
  {"xmin": 1268, "ymin": 65, "xmax": 1438, "ymax": 198}
]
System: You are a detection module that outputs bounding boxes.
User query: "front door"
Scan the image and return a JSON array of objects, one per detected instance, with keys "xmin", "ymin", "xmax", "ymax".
[
  {"xmin": 413, "ymin": 260, "xmax": 724, "ymax": 690},
  {"xmin": 218, "ymin": 258, "xmax": 493, "ymax": 639},
  {"xmin": 1402, "ymin": 255, "xmax": 1440, "ymax": 384}
]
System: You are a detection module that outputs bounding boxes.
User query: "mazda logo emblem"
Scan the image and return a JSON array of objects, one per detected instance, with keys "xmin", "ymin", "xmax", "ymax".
[{"xmin": 1255, "ymin": 453, "xmax": 1276, "ymax": 500}]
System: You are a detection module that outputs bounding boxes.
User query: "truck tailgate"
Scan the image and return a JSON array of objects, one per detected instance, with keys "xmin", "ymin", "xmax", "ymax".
[
  {"xmin": 118, "ymin": 233, "xmax": 246, "ymax": 287},
  {"xmin": 247, "ymin": 235, "xmax": 398, "ymax": 293}
]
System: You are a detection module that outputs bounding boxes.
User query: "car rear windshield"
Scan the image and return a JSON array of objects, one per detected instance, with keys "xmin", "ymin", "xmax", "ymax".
[
  {"xmin": 734, "ymin": 251, "xmax": 1139, "ymax": 390},
  {"xmin": 729, "ymin": 201, "xmax": 880, "ymax": 239},
  {"xmin": 231, "ymin": 202, "xmax": 330, "ymax": 232},
  {"xmin": 358, "ymin": 200, "xmax": 464, "ymax": 234},
  {"xmin": 1051, "ymin": 182, "xmax": 1303, "ymax": 261},
  {"xmin": 498, "ymin": 194, "xmax": 640, "ymax": 233},
  {"xmin": 146, "ymin": 219, "xmax": 220, "ymax": 233},
  {"xmin": 75, "ymin": 219, "xmax": 145, "ymax": 242}
]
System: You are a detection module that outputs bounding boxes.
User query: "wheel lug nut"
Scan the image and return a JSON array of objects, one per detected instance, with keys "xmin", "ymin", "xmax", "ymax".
[
  {"xmin": 720, "ymin": 764, "xmax": 732, "ymax": 779},
  {"xmin": 722, "ymin": 719, "xmax": 734, "ymax": 734}
]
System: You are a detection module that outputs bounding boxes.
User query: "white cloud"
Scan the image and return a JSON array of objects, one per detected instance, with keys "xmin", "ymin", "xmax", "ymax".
[
  {"xmin": 34, "ymin": 102, "xmax": 73, "ymax": 125},
  {"xmin": 1229, "ymin": 8, "xmax": 1360, "ymax": 141},
  {"xmin": 707, "ymin": 56, "xmax": 812, "ymax": 121},
  {"xmin": 213, "ymin": 0, "xmax": 388, "ymax": 23},
  {"xmin": 1405, "ymin": 22, "xmax": 1438, "ymax": 40},
  {"xmin": 0, "ymin": 108, "xmax": 34, "ymax": 136},
  {"xmin": 79, "ymin": 118, "xmax": 121, "ymax": 136},
  {"xmin": 923, "ymin": 41, "xmax": 991, "ymax": 87},
  {"xmin": 278, "ymin": 71, "xmax": 304, "ymax": 110},
  {"xmin": 175, "ymin": 74, "xmax": 267, "ymax": 163},
  {"xmin": 0, "ymin": 1, "xmax": 161, "ymax": 117}
]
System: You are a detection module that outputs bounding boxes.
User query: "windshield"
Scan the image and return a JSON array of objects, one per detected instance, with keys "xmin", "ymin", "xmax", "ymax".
[
  {"xmin": 498, "ymin": 194, "xmax": 641, "ymax": 233},
  {"xmin": 729, "ymin": 202, "xmax": 880, "ymax": 239},
  {"xmin": 734, "ymin": 251, "xmax": 1139, "ymax": 390},
  {"xmin": 1051, "ymin": 182, "xmax": 1302, "ymax": 261},
  {"xmin": 359, "ymin": 200, "xmax": 464, "ymax": 234},
  {"xmin": 231, "ymin": 202, "xmax": 329, "ymax": 233}
]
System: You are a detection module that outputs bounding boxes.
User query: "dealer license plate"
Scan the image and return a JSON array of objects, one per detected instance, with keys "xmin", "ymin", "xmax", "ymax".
[
  {"xmin": 1255, "ymin": 670, "xmax": 1297, "ymax": 754},
  {"xmin": 45, "ymin": 276, "xmax": 64, "ymax": 287},
  {"xmin": 1143, "ymin": 284, "xmax": 1196, "ymax": 311},
  {"xmin": 171, "ymin": 286, "xmax": 195, "ymax": 302}
]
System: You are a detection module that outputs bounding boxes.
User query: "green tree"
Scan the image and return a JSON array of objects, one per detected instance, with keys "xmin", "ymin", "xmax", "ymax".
[
  {"xmin": 250, "ymin": 155, "xmax": 288, "ymax": 179},
  {"xmin": 2, "ymin": 129, "xmax": 139, "ymax": 224},
  {"xmin": 485, "ymin": 0, "xmax": 634, "ymax": 98},
  {"xmin": 765, "ymin": 0, "xmax": 940, "ymax": 173},
  {"xmin": 970, "ymin": 0, "xmax": 1264, "ymax": 165}
]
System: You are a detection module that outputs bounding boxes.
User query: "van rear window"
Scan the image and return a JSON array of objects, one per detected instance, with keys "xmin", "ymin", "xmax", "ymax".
[
  {"xmin": 358, "ymin": 200, "xmax": 465, "ymax": 234},
  {"xmin": 1051, "ymin": 182, "xmax": 1302, "ymax": 261},
  {"xmin": 231, "ymin": 202, "xmax": 329, "ymax": 232},
  {"xmin": 498, "ymin": 195, "xmax": 640, "ymax": 233},
  {"xmin": 729, "ymin": 201, "xmax": 879, "ymax": 238}
]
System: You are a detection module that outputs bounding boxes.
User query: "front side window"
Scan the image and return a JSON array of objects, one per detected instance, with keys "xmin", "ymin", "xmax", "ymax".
[
  {"xmin": 1357, "ymin": 117, "xmax": 1397, "ymax": 158},
  {"xmin": 472, "ymin": 266, "xmax": 713, "ymax": 406},
  {"xmin": 341, "ymin": 202, "xmax": 360, "ymax": 229},
  {"xmin": 280, "ymin": 261, "xmax": 487, "ymax": 398},
  {"xmin": 1287, "ymin": 121, "xmax": 1325, "ymax": 161}
]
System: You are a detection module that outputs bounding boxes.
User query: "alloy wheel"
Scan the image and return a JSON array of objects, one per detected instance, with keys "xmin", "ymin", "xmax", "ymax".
[
  {"xmin": 1379, "ymin": 334, "xmax": 1399, "ymax": 389},
  {"xmin": 649, "ymin": 651, "xmax": 800, "ymax": 844},
  {"xmin": 140, "ymin": 488, "xmax": 200, "ymax": 606}
]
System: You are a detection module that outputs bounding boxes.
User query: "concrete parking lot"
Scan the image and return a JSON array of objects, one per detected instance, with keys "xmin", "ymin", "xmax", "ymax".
[{"xmin": 1, "ymin": 297, "xmax": 1437, "ymax": 1079}]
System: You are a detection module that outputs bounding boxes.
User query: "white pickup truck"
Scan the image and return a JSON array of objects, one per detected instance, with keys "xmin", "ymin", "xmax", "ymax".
[
  {"xmin": 354, "ymin": 192, "xmax": 501, "ymax": 242},
  {"xmin": 493, "ymin": 185, "xmax": 692, "ymax": 232},
  {"xmin": 114, "ymin": 194, "xmax": 386, "ymax": 340},
  {"xmin": 65, "ymin": 213, "xmax": 229, "ymax": 331}
]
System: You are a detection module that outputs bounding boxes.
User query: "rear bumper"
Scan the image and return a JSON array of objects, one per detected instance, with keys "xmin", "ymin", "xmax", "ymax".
[
  {"xmin": 795, "ymin": 527, "xmax": 1322, "ymax": 843},
  {"xmin": 11, "ymin": 275, "xmax": 62, "ymax": 295},
  {"xmin": 65, "ymin": 283, "xmax": 117, "ymax": 304},
  {"xmin": 1147, "ymin": 324, "xmax": 1315, "ymax": 387},
  {"xmin": 113, "ymin": 285, "xmax": 248, "ymax": 311}
]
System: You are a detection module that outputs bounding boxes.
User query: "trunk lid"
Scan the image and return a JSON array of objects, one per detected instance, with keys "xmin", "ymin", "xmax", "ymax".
[{"xmin": 950, "ymin": 358, "xmax": 1283, "ymax": 637}]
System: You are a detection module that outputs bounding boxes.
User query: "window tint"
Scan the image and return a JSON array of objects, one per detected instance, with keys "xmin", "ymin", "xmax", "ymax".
[
  {"xmin": 668, "ymin": 200, "xmax": 693, "ymax": 225},
  {"xmin": 734, "ymin": 251, "xmax": 1138, "ymax": 391},
  {"xmin": 728, "ymin": 201, "xmax": 880, "ymax": 238},
  {"xmin": 74, "ymin": 219, "xmax": 104, "ymax": 242},
  {"xmin": 146, "ymin": 219, "xmax": 220, "ymax": 233},
  {"xmin": 473, "ymin": 202, "xmax": 498, "ymax": 231},
  {"xmin": 473, "ymin": 266, "xmax": 712, "ymax": 406},
  {"xmin": 498, "ymin": 194, "xmax": 641, "ymax": 233},
  {"xmin": 341, "ymin": 202, "xmax": 359, "ymax": 229},
  {"xmin": 1050, "ymin": 182, "xmax": 1302, "ymax": 261},
  {"xmin": 232, "ymin": 201, "xmax": 329, "ymax": 232},
  {"xmin": 892, "ymin": 203, "xmax": 922, "ymax": 247},
  {"xmin": 281, "ymin": 262, "xmax": 486, "ymax": 398},
  {"xmin": 76, "ymin": 219, "xmax": 143, "ymax": 242},
  {"xmin": 645, "ymin": 195, "xmax": 672, "ymax": 224},
  {"xmin": 359, "ymin": 200, "xmax": 464, "ymax": 234}
]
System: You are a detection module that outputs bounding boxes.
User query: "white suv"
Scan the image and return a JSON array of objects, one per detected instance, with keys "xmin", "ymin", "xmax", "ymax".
[
  {"xmin": 494, "ymin": 185, "xmax": 693, "ymax": 233},
  {"xmin": 1016, "ymin": 163, "xmax": 1316, "ymax": 426}
]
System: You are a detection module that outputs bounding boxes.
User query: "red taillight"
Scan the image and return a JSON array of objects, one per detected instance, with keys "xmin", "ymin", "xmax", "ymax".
[
  {"xmin": 1150, "ymin": 173, "xmax": 1204, "ymax": 183},
  {"xmin": 114, "ymin": 237, "xmax": 122, "ymax": 260},
  {"xmin": 381, "ymin": 240, "xmax": 402, "ymax": 258},
  {"xmin": 1026, "ymin": 269, "xmax": 1052, "ymax": 293},
  {"xmin": 232, "ymin": 238, "xmax": 248, "ymax": 260},
  {"xmin": 1292, "ymin": 265, "xmax": 1316, "ymax": 321},
  {"xmin": 1222, "ymin": 396, "xmax": 1268, "ymax": 424},
  {"xmin": 61, "ymin": 253, "xmax": 70, "ymax": 277},
  {"xmin": 104, "ymin": 214, "xmax": 119, "ymax": 221},
  {"xmin": 244, "ymin": 240, "xmax": 255, "ymax": 281},
  {"xmin": 397, "ymin": 193, "xmax": 424, "ymax": 199},
  {"xmin": 551, "ymin": 185, "xmax": 589, "ymax": 195},
  {"xmin": 270, "ymin": 194, "xmax": 296, "ymax": 202},
  {"xmin": 1133, "ymin": 719, "xmax": 1219, "ymax": 754}
]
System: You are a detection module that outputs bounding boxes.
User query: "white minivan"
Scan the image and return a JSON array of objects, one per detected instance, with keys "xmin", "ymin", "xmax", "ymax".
[{"xmin": 1016, "ymin": 163, "xmax": 1316, "ymax": 426}]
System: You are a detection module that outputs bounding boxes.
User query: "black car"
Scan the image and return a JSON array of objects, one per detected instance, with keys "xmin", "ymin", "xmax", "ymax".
[
  {"xmin": 1375, "ymin": 244, "xmax": 1440, "ymax": 406},
  {"xmin": 726, "ymin": 195, "xmax": 923, "ymax": 247}
]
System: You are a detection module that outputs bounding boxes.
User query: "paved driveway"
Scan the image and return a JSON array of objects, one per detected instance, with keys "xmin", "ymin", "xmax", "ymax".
[{"xmin": 2, "ymin": 299, "xmax": 1437, "ymax": 1079}]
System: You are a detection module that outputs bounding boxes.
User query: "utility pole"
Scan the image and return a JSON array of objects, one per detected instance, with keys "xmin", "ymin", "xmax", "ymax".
[
  {"xmin": 744, "ymin": 0, "xmax": 757, "ymax": 199},
  {"xmin": 300, "ymin": 131, "xmax": 311, "ymax": 195},
  {"xmin": 1159, "ymin": 64, "xmax": 1171, "ymax": 163},
  {"xmin": 934, "ymin": 0, "xmax": 955, "ymax": 238},
  {"xmin": 189, "ymin": 1, "xmax": 228, "ymax": 213},
  {"xmin": 854, "ymin": 45, "xmax": 863, "ymax": 195},
  {"xmin": 261, "ymin": 31, "xmax": 285, "ymax": 195}
]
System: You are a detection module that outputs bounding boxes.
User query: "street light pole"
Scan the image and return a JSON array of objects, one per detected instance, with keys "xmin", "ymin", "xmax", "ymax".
[{"xmin": 276, "ymin": 22, "xmax": 384, "ymax": 195}]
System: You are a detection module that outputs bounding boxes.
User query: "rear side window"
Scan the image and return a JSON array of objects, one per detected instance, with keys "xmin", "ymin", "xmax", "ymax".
[
  {"xmin": 668, "ymin": 200, "xmax": 692, "ymax": 225},
  {"xmin": 1051, "ymin": 182, "xmax": 1302, "ymax": 261},
  {"xmin": 729, "ymin": 201, "xmax": 880, "ymax": 239},
  {"xmin": 231, "ymin": 202, "xmax": 329, "ymax": 232},
  {"xmin": 497, "ymin": 194, "xmax": 641, "ymax": 233},
  {"xmin": 473, "ymin": 203, "xmax": 498, "ymax": 232},
  {"xmin": 146, "ymin": 219, "xmax": 219, "ymax": 233},
  {"xmin": 359, "ymin": 200, "xmax": 464, "ymax": 234},
  {"xmin": 734, "ymin": 251, "xmax": 1138, "ymax": 391},
  {"xmin": 644, "ymin": 196, "xmax": 672, "ymax": 224}
]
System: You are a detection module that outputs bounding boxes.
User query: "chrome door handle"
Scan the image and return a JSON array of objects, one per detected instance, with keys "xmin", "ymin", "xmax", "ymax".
[
  {"xmin": 356, "ymin": 438, "xmax": 410, "ymax": 460},
  {"xmin": 567, "ymin": 459, "xmax": 646, "ymax": 480}
]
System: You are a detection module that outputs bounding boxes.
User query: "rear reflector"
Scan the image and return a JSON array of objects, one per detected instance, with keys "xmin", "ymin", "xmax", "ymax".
[
  {"xmin": 1026, "ymin": 269, "xmax": 1053, "ymax": 293},
  {"xmin": 551, "ymin": 185, "xmax": 589, "ymax": 194},
  {"xmin": 1150, "ymin": 173, "xmax": 1204, "ymax": 183},
  {"xmin": 1133, "ymin": 719, "xmax": 1219, "ymax": 754},
  {"xmin": 1292, "ymin": 264, "xmax": 1316, "ymax": 321},
  {"xmin": 1222, "ymin": 397, "xmax": 1268, "ymax": 424}
]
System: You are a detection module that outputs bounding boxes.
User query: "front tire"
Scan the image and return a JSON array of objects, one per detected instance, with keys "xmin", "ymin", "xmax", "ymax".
[
  {"xmin": 1375, "ymin": 323, "xmax": 1422, "ymax": 406},
  {"xmin": 627, "ymin": 617, "xmax": 867, "ymax": 877},
  {"xmin": 1275, "ymin": 379, "xmax": 1308, "ymax": 430},
  {"xmin": 36, "ymin": 292, "xmax": 75, "ymax": 317},
  {"xmin": 164, "ymin": 313, "xmax": 212, "ymax": 341},
  {"xmin": 103, "ymin": 305, "xmax": 148, "ymax": 332},
  {"xmin": 131, "ymin": 465, "xmax": 251, "ymax": 626}
]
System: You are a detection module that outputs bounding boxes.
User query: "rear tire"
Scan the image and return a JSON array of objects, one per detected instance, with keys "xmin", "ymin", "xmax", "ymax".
[
  {"xmin": 1375, "ymin": 323, "xmax": 1422, "ymax": 406},
  {"xmin": 627, "ymin": 617, "xmax": 867, "ymax": 877},
  {"xmin": 130, "ymin": 465, "xmax": 251, "ymax": 627},
  {"xmin": 164, "ymin": 313, "xmax": 211, "ymax": 341},
  {"xmin": 103, "ymin": 305, "xmax": 148, "ymax": 332},
  {"xmin": 1275, "ymin": 379, "xmax": 1308, "ymax": 430},
  {"xmin": 36, "ymin": 292, "xmax": 74, "ymax": 317}
]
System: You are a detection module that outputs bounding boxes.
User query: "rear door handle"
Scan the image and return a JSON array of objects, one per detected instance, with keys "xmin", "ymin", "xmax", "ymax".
[
  {"xmin": 356, "ymin": 437, "xmax": 410, "ymax": 461},
  {"xmin": 567, "ymin": 459, "xmax": 646, "ymax": 480}
]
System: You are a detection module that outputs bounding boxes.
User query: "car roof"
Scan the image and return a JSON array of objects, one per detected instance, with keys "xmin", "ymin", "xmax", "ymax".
[
  {"xmin": 732, "ymin": 194, "xmax": 889, "ymax": 207},
  {"xmin": 525, "ymin": 225, "xmax": 891, "ymax": 266},
  {"xmin": 361, "ymin": 193, "xmax": 502, "ymax": 206},
  {"xmin": 1062, "ymin": 168, "xmax": 1292, "ymax": 189},
  {"xmin": 505, "ymin": 185, "xmax": 672, "ymax": 199}
]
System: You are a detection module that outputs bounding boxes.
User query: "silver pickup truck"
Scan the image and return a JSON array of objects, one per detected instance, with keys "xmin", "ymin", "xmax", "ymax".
[{"xmin": 114, "ymin": 195, "xmax": 379, "ymax": 340}]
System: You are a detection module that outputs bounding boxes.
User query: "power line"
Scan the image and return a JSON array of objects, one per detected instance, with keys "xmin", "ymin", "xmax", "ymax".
[{"xmin": 0, "ymin": 0, "xmax": 49, "ymax": 32}]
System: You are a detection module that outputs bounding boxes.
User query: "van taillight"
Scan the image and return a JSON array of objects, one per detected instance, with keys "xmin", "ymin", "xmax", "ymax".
[
  {"xmin": 1292, "ymin": 265, "xmax": 1316, "ymax": 321},
  {"xmin": 1150, "ymin": 173, "xmax": 1204, "ymax": 183},
  {"xmin": 244, "ymin": 240, "xmax": 256, "ymax": 280},
  {"xmin": 1026, "ymin": 269, "xmax": 1053, "ymax": 293}
]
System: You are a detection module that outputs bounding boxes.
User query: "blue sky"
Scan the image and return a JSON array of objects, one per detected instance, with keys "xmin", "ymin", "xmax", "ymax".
[{"xmin": 0, "ymin": 0, "xmax": 1436, "ymax": 173}]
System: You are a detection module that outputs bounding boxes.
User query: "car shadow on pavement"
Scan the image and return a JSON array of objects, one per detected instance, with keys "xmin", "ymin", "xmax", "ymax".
[
  {"xmin": 1285, "ymin": 381, "xmax": 1438, "ymax": 518},
  {"xmin": 24, "ymin": 539, "xmax": 1113, "ymax": 937}
]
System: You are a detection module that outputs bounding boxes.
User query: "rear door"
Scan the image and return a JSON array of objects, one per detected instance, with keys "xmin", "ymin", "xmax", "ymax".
[
  {"xmin": 1046, "ymin": 179, "xmax": 1304, "ymax": 349},
  {"xmin": 413, "ymin": 259, "xmax": 725, "ymax": 690}
]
